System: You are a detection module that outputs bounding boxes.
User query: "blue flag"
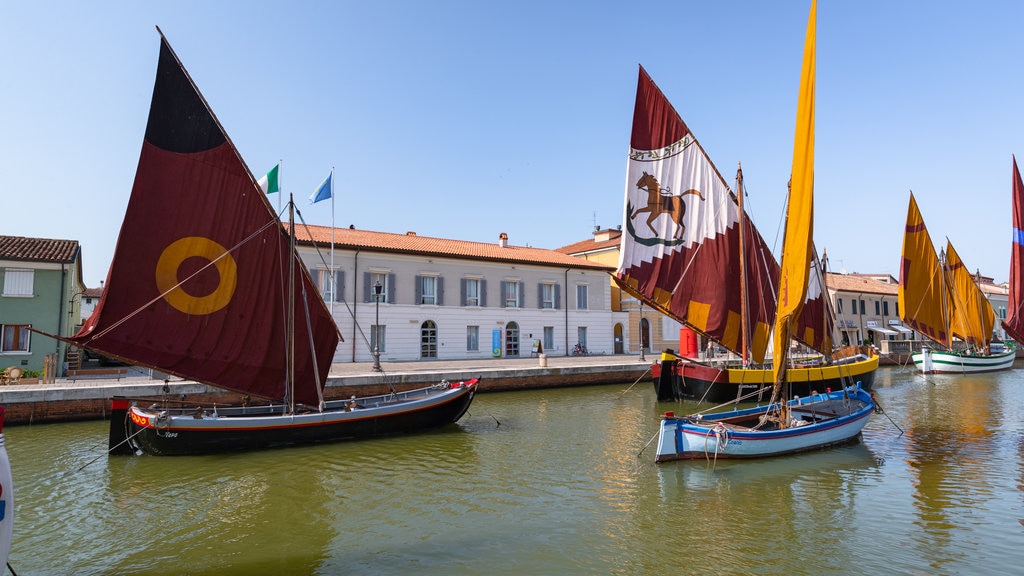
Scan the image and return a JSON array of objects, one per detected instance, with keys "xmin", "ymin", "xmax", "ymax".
[{"xmin": 310, "ymin": 172, "xmax": 332, "ymax": 204}]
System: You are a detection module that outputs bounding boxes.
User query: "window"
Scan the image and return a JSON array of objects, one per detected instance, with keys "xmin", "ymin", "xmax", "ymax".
[
  {"xmin": 883, "ymin": 301, "xmax": 889, "ymax": 316},
  {"xmin": 505, "ymin": 321, "xmax": 520, "ymax": 356},
  {"xmin": 2, "ymin": 269, "xmax": 33, "ymax": 297},
  {"xmin": 314, "ymin": 269, "xmax": 344, "ymax": 302},
  {"xmin": 503, "ymin": 281, "xmax": 521, "ymax": 308},
  {"xmin": 543, "ymin": 326, "xmax": 554, "ymax": 352},
  {"xmin": 859, "ymin": 300, "xmax": 865, "ymax": 315},
  {"xmin": 370, "ymin": 325, "xmax": 386, "ymax": 354},
  {"xmin": 577, "ymin": 326, "xmax": 588, "ymax": 348},
  {"xmin": 369, "ymin": 272, "xmax": 389, "ymax": 303},
  {"xmin": 837, "ymin": 299, "xmax": 843, "ymax": 314},
  {"xmin": 467, "ymin": 326, "xmax": 479, "ymax": 351},
  {"xmin": 874, "ymin": 301, "xmax": 880, "ymax": 315},
  {"xmin": 1, "ymin": 324, "xmax": 30, "ymax": 353},
  {"xmin": 418, "ymin": 276, "xmax": 437, "ymax": 305},
  {"xmin": 463, "ymin": 278, "xmax": 482, "ymax": 307},
  {"xmin": 576, "ymin": 285, "xmax": 589, "ymax": 310},
  {"xmin": 540, "ymin": 283, "xmax": 557, "ymax": 309}
]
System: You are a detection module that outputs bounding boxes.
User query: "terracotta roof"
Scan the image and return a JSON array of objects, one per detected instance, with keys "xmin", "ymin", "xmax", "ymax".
[
  {"xmin": 290, "ymin": 225, "xmax": 612, "ymax": 271},
  {"xmin": 826, "ymin": 272, "xmax": 898, "ymax": 295},
  {"xmin": 556, "ymin": 230, "xmax": 623, "ymax": 256},
  {"xmin": 83, "ymin": 287, "xmax": 104, "ymax": 298},
  {"xmin": 0, "ymin": 235, "xmax": 80, "ymax": 263}
]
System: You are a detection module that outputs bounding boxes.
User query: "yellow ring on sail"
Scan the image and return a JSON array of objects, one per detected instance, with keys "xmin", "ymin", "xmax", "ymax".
[{"xmin": 155, "ymin": 237, "xmax": 237, "ymax": 315}]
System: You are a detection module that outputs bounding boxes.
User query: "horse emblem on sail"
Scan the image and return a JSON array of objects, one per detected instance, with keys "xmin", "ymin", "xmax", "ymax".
[{"xmin": 630, "ymin": 171, "xmax": 704, "ymax": 238}]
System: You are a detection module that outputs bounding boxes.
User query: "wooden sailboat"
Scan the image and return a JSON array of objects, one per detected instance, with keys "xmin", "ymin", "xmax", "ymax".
[
  {"xmin": 63, "ymin": 30, "xmax": 477, "ymax": 456},
  {"xmin": 899, "ymin": 192, "xmax": 1015, "ymax": 374},
  {"xmin": 654, "ymin": 0, "xmax": 875, "ymax": 461},
  {"xmin": 1001, "ymin": 156, "xmax": 1024, "ymax": 347},
  {"xmin": 615, "ymin": 59, "xmax": 876, "ymax": 407}
]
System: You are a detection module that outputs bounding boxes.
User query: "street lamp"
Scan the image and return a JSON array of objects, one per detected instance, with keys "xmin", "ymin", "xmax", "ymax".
[
  {"xmin": 372, "ymin": 280, "xmax": 383, "ymax": 372},
  {"xmin": 639, "ymin": 300, "xmax": 645, "ymax": 361}
]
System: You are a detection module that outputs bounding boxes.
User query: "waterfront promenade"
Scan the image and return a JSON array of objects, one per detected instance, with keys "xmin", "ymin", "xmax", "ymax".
[{"xmin": 0, "ymin": 354, "xmax": 653, "ymax": 425}]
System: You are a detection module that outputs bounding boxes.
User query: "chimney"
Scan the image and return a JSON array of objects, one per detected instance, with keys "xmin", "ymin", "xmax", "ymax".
[{"xmin": 498, "ymin": 232, "xmax": 509, "ymax": 248}]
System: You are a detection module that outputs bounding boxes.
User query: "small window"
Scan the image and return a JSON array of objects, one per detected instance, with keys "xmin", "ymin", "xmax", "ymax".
[
  {"xmin": 467, "ymin": 326, "xmax": 479, "ymax": 351},
  {"xmin": 1, "ymin": 324, "xmax": 31, "ymax": 353},
  {"xmin": 883, "ymin": 301, "xmax": 890, "ymax": 316},
  {"xmin": 504, "ymin": 281, "xmax": 520, "ymax": 308},
  {"xmin": 576, "ymin": 285, "xmax": 589, "ymax": 310},
  {"xmin": 543, "ymin": 326, "xmax": 554, "ymax": 351},
  {"xmin": 2, "ymin": 269, "xmax": 33, "ymax": 297},
  {"xmin": 541, "ymin": 283, "xmax": 556, "ymax": 309},
  {"xmin": 370, "ymin": 325, "xmax": 386, "ymax": 354},
  {"xmin": 465, "ymin": 279, "xmax": 480, "ymax": 307},
  {"xmin": 420, "ymin": 276, "xmax": 437, "ymax": 305},
  {"xmin": 370, "ymin": 272, "xmax": 388, "ymax": 303}
]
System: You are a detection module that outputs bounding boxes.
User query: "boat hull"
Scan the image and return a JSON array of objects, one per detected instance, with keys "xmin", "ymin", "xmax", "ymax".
[
  {"xmin": 654, "ymin": 386, "xmax": 874, "ymax": 462},
  {"xmin": 652, "ymin": 353, "xmax": 878, "ymax": 404},
  {"xmin": 111, "ymin": 380, "xmax": 478, "ymax": 456},
  {"xmin": 911, "ymin": 348, "xmax": 1016, "ymax": 374}
]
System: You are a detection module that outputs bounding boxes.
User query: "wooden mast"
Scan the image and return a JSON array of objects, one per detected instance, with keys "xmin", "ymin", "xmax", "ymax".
[{"xmin": 736, "ymin": 163, "xmax": 749, "ymax": 367}]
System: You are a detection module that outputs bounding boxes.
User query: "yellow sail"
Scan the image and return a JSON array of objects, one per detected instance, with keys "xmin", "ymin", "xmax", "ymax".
[
  {"xmin": 773, "ymin": 0, "xmax": 816, "ymax": 386},
  {"xmin": 945, "ymin": 241, "xmax": 995, "ymax": 347},
  {"xmin": 897, "ymin": 193, "xmax": 950, "ymax": 348}
]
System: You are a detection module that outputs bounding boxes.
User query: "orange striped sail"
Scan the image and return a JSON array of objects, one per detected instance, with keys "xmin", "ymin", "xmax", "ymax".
[
  {"xmin": 897, "ymin": 193, "xmax": 950, "ymax": 348},
  {"xmin": 945, "ymin": 241, "xmax": 995, "ymax": 347}
]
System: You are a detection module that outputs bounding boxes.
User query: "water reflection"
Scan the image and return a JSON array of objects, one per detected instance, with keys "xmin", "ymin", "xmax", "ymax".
[{"xmin": 5, "ymin": 374, "xmax": 1024, "ymax": 574}]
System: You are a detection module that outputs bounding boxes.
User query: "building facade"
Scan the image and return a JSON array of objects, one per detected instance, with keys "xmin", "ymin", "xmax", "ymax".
[
  {"xmin": 0, "ymin": 235, "xmax": 85, "ymax": 376},
  {"xmin": 296, "ymin": 227, "xmax": 627, "ymax": 363}
]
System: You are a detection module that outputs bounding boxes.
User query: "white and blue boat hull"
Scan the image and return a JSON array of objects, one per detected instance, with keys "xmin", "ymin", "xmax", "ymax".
[{"xmin": 655, "ymin": 385, "xmax": 874, "ymax": 462}]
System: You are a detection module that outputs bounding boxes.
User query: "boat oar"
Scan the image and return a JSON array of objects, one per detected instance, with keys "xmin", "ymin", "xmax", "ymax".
[{"xmin": 618, "ymin": 366, "xmax": 651, "ymax": 397}]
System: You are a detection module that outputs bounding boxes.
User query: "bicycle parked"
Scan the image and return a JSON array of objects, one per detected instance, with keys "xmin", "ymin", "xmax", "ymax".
[{"xmin": 572, "ymin": 343, "xmax": 588, "ymax": 356}]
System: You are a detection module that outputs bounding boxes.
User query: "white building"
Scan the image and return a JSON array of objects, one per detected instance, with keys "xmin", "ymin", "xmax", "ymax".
[{"xmin": 296, "ymin": 227, "xmax": 626, "ymax": 363}]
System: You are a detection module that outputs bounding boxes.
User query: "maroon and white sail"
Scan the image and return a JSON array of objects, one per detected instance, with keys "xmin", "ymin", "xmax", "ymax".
[
  {"xmin": 615, "ymin": 65, "xmax": 830, "ymax": 363},
  {"xmin": 70, "ymin": 31, "xmax": 339, "ymax": 406}
]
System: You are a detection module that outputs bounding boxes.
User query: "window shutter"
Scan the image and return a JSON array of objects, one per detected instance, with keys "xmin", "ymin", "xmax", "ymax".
[
  {"xmin": 460, "ymin": 278, "xmax": 467, "ymax": 306},
  {"xmin": 437, "ymin": 276, "xmax": 444, "ymax": 306},
  {"xmin": 414, "ymin": 275, "xmax": 422, "ymax": 304},
  {"xmin": 335, "ymin": 270, "xmax": 345, "ymax": 302},
  {"xmin": 480, "ymin": 279, "xmax": 487, "ymax": 308},
  {"xmin": 388, "ymin": 273, "xmax": 396, "ymax": 303},
  {"xmin": 555, "ymin": 284, "xmax": 561, "ymax": 309},
  {"xmin": 518, "ymin": 281, "xmax": 525, "ymax": 308},
  {"xmin": 363, "ymin": 272, "xmax": 371, "ymax": 303},
  {"xmin": 500, "ymin": 281, "xmax": 507, "ymax": 308},
  {"xmin": 537, "ymin": 283, "xmax": 543, "ymax": 309}
]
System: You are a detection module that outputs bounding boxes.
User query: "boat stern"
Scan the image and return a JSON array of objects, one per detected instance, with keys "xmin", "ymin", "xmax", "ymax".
[{"xmin": 654, "ymin": 411, "xmax": 682, "ymax": 462}]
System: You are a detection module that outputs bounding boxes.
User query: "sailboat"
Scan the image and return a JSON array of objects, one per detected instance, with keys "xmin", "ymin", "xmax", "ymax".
[
  {"xmin": 1001, "ymin": 156, "xmax": 1024, "ymax": 347},
  {"xmin": 615, "ymin": 66, "xmax": 876, "ymax": 406},
  {"xmin": 653, "ymin": 0, "xmax": 875, "ymax": 461},
  {"xmin": 62, "ymin": 30, "xmax": 477, "ymax": 456},
  {"xmin": 899, "ymin": 192, "xmax": 1015, "ymax": 374}
]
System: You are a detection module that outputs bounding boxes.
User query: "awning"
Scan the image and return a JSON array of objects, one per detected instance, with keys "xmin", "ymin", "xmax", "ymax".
[
  {"xmin": 888, "ymin": 324, "xmax": 914, "ymax": 334},
  {"xmin": 866, "ymin": 325, "xmax": 898, "ymax": 335}
]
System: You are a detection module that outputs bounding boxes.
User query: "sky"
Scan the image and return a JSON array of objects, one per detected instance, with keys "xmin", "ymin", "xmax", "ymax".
[{"xmin": 4, "ymin": 1, "xmax": 1024, "ymax": 288}]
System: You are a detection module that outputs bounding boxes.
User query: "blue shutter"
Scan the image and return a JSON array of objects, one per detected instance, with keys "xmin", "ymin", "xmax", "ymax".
[
  {"xmin": 437, "ymin": 276, "xmax": 444, "ymax": 306},
  {"xmin": 388, "ymin": 273, "xmax": 396, "ymax": 304},
  {"xmin": 414, "ymin": 275, "xmax": 422, "ymax": 304},
  {"xmin": 460, "ymin": 278, "xmax": 467, "ymax": 306},
  {"xmin": 363, "ymin": 272, "xmax": 371, "ymax": 303},
  {"xmin": 480, "ymin": 279, "xmax": 487, "ymax": 308}
]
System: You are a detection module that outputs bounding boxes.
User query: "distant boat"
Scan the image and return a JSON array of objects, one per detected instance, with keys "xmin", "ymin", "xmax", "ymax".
[
  {"xmin": 898, "ymin": 192, "xmax": 1015, "ymax": 374},
  {"xmin": 614, "ymin": 47, "xmax": 876, "ymax": 406},
  {"xmin": 62, "ymin": 29, "xmax": 477, "ymax": 456},
  {"xmin": 1001, "ymin": 156, "xmax": 1024, "ymax": 350},
  {"xmin": 652, "ymin": 0, "xmax": 875, "ymax": 461}
]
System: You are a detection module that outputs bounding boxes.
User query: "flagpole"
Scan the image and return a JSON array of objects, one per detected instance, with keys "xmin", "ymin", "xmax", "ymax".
[
  {"xmin": 330, "ymin": 167, "xmax": 335, "ymax": 318},
  {"xmin": 278, "ymin": 159, "xmax": 283, "ymax": 214}
]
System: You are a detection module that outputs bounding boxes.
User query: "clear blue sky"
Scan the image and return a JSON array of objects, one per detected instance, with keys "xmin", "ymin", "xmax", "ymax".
[{"xmin": 4, "ymin": 1, "xmax": 1023, "ymax": 288}]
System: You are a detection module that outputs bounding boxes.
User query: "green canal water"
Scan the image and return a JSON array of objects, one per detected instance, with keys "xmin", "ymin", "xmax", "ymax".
[{"xmin": 3, "ymin": 365, "xmax": 1024, "ymax": 575}]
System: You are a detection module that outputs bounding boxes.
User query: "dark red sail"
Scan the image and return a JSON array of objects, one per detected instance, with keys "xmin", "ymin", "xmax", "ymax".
[
  {"xmin": 71, "ymin": 32, "xmax": 339, "ymax": 406},
  {"xmin": 1003, "ymin": 156, "xmax": 1024, "ymax": 344}
]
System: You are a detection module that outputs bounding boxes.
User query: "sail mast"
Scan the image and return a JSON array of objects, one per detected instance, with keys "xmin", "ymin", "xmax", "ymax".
[
  {"xmin": 287, "ymin": 194, "xmax": 296, "ymax": 414},
  {"xmin": 736, "ymin": 163, "xmax": 749, "ymax": 367}
]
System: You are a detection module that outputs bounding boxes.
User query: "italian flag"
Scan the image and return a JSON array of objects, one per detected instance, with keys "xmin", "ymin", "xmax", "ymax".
[{"xmin": 257, "ymin": 163, "xmax": 280, "ymax": 194}]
